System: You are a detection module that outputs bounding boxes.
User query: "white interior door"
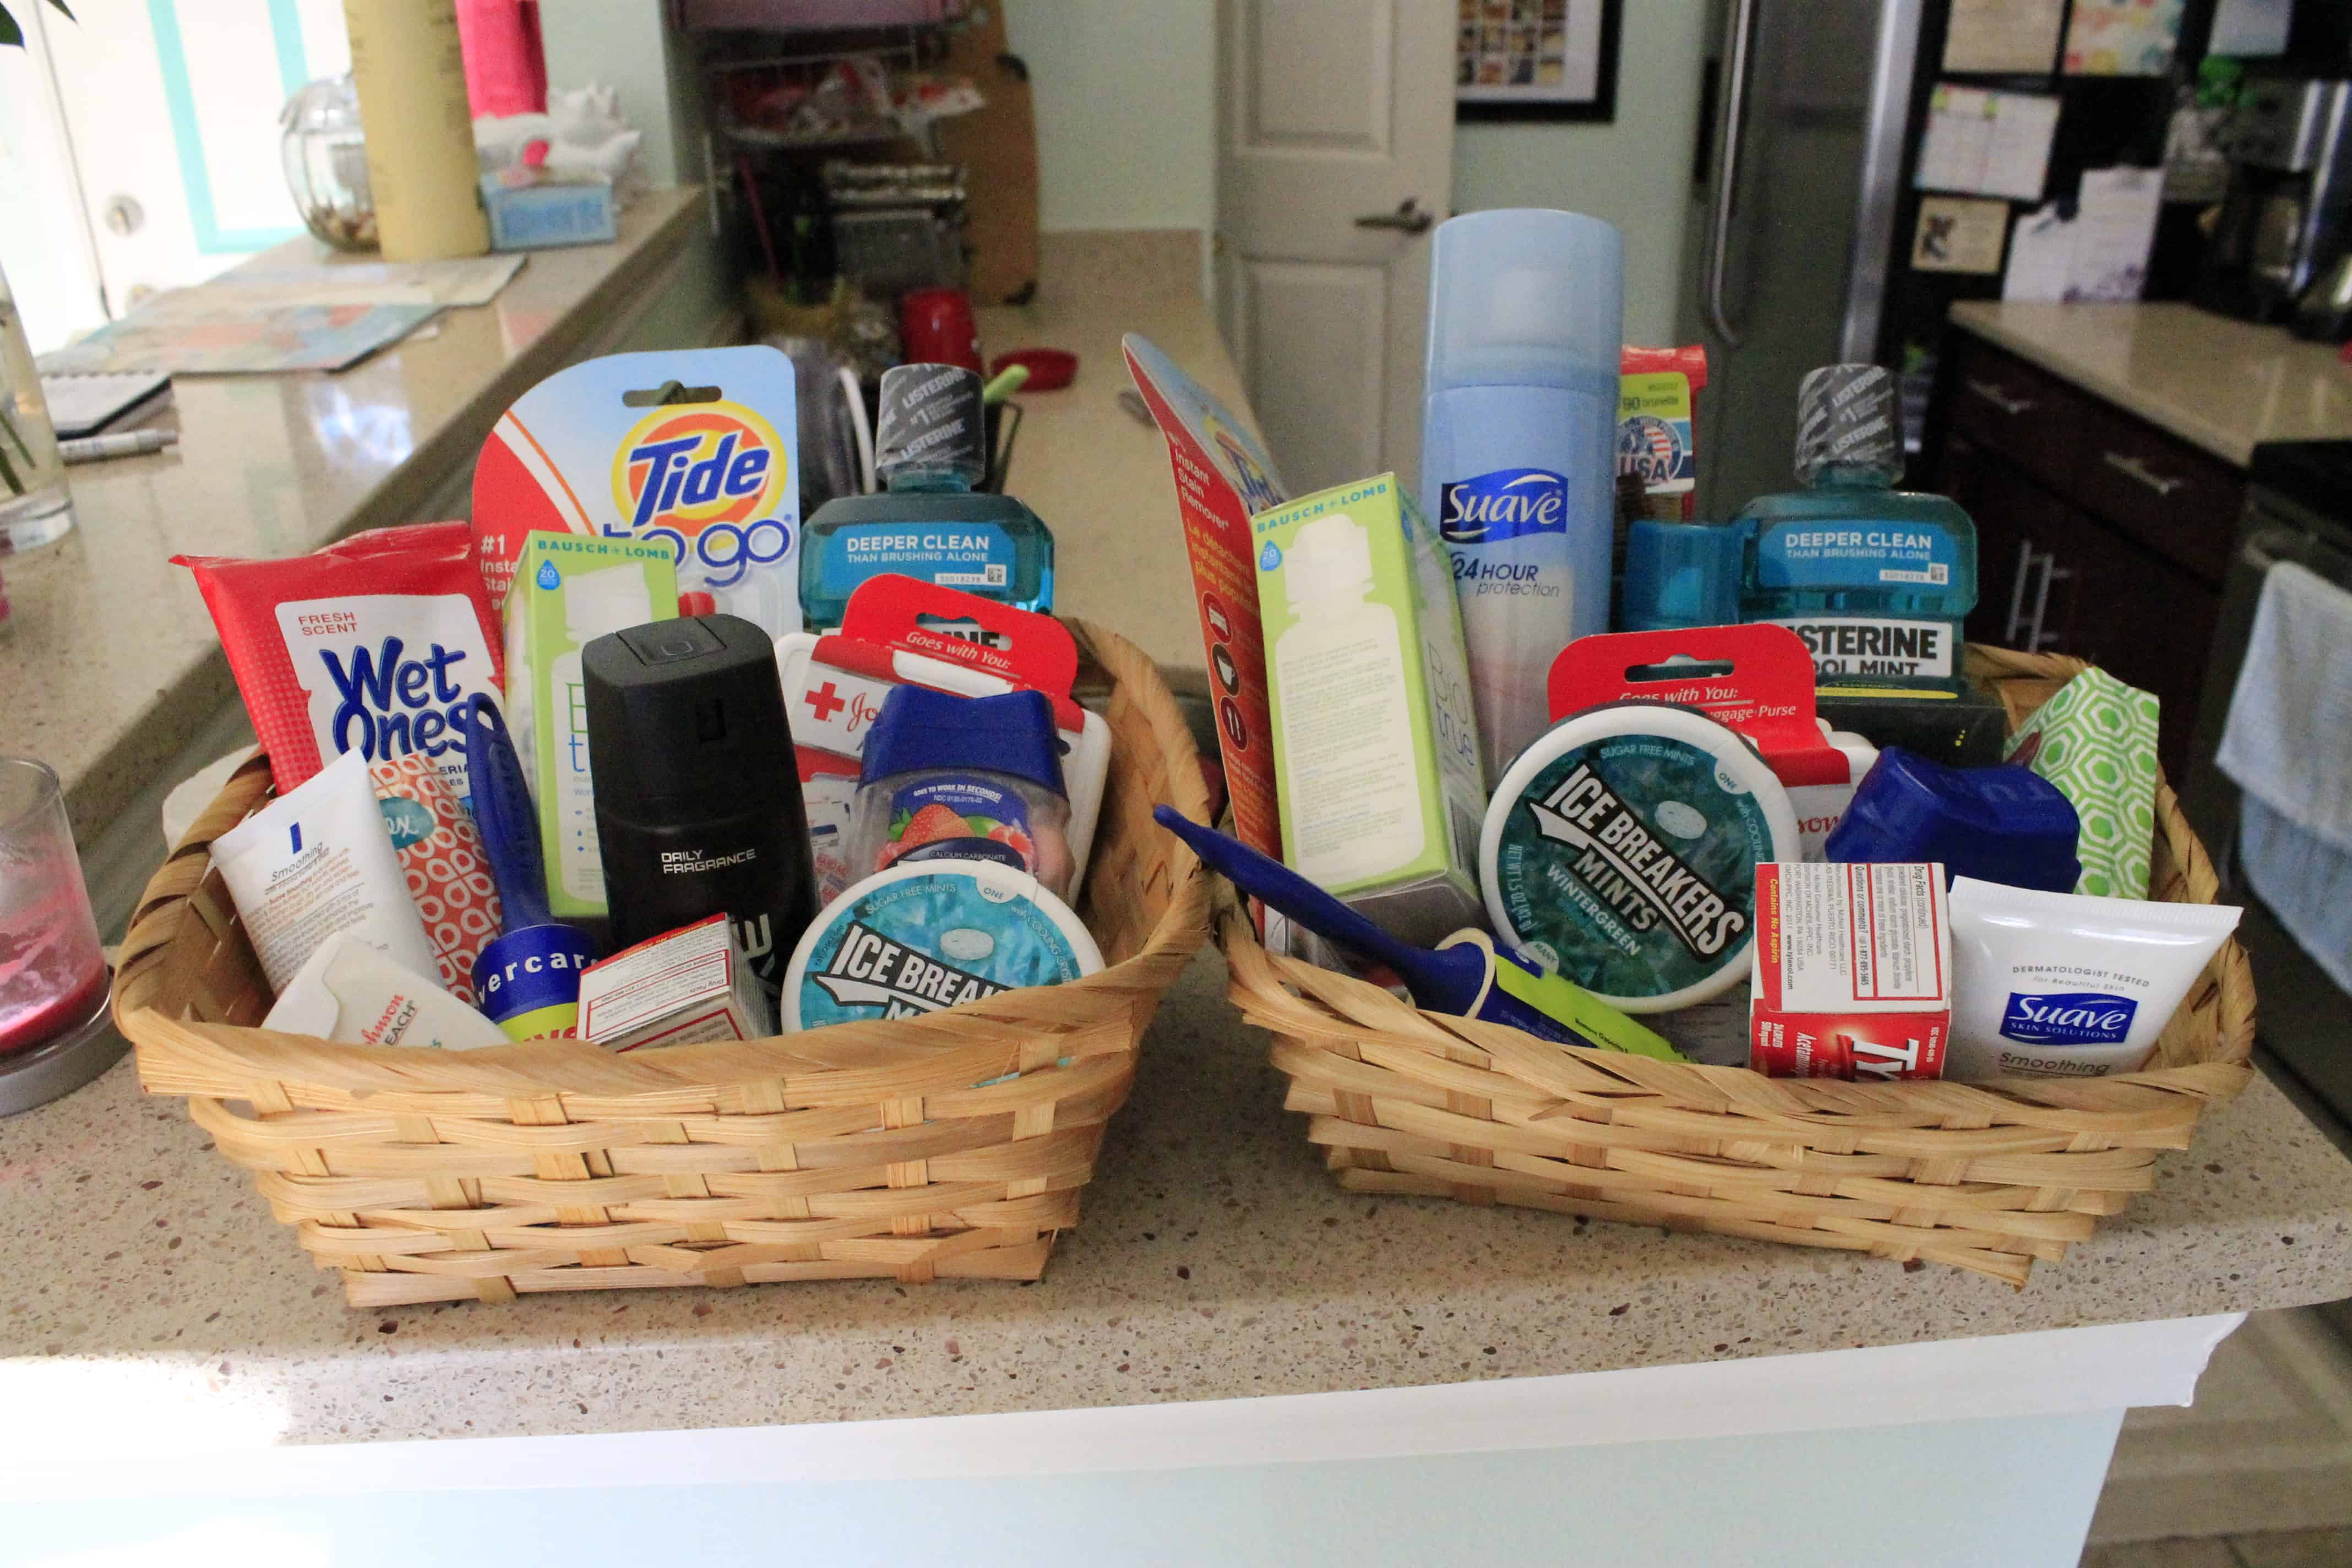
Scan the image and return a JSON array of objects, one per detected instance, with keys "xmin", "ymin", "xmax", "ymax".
[
  {"xmin": 39, "ymin": 0, "xmax": 350, "ymax": 316},
  {"xmin": 1217, "ymin": 0, "xmax": 1453, "ymax": 497}
]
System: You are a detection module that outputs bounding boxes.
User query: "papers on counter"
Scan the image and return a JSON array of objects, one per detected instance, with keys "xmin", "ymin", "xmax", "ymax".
[
  {"xmin": 213, "ymin": 255, "xmax": 526, "ymax": 309},
  {"xmin": 1942, "ymin": 0, "xmax": 2065, "ymax": 75},
  {"xmin": 31, "ymin": 256, "xmax": 524, "ymax": 376},
  {"xmin": 39, "ymin": 298, "xmax": 440, "ymax": 375},
  {"xmin": 1917, "ymin": 86, "xmax": 2060, "ymax": 202},
  {"xmin": 36, "ymin": 371, "xmax": 169, "ymax": 438},
  {"xmin": 2002, "ymin": 168, "xmax": 2164, "ymax": 302}
]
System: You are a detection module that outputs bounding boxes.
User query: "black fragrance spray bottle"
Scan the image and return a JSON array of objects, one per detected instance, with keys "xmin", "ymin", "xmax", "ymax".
[{"xmin": 583, "ymin": 612, "xmax": 817, "ymax": 1007}]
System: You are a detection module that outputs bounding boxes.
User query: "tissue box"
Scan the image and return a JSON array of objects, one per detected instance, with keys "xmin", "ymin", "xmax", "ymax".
[
  {"xmin": 577, "ymin": 915, "xmax": 773, "ymax": 1052},
  {"xmin": 2003, "ymin": 667, "xmax": 2159, "ymax": 899},
  {"xmin": 483, "ymin": 177, "xmax": 620, "ymax": 251}
]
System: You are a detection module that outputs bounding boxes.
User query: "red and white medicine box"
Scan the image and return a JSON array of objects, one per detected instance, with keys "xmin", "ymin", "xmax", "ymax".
[
  {"xmin": 577, "ymin": 915, "xmax": 772, "ymax": 1053},
  {"xmin": 1750, "ymin": 862, "xmax": 1951, "ymax": 1081}
]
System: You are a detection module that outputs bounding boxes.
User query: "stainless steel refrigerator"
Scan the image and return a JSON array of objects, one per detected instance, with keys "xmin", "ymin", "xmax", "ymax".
[
  {"xmin": 1680, "ymin": 0, "xmax": 2197, "ymax": 518},
  {"xmin": 1681, "ymin": 0, "xmax": 1925, "ymax": 519}
]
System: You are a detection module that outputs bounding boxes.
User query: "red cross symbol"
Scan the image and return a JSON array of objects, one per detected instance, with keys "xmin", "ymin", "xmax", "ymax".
[{"xmin": 803, "ymin": 681, "xmax": 848, "ymax": 722}]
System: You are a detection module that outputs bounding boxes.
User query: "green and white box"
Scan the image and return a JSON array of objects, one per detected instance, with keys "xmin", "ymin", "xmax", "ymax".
[
  {"xmin": 2005, "ymin": 666, "xmax": 2160, "ymax": 899},
  {"xmin": 505, "ymin": 533, "xmax": 679, "ymax": 919},
  {"xmin": 1253, "ymin": 473, "xmax": 1485, "ymax": 946}
]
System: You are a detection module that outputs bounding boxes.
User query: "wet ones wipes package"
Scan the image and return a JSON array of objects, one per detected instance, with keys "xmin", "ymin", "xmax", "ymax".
[
  {"xmin": 471, "ymin": 346, "xmax": 803, "ymax": 638},
  {"xmin": 176, "ymin": 523, "xmax": 506, "ymax": 802}
]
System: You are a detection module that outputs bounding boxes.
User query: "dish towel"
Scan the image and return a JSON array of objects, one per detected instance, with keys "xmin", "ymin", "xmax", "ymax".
[{"xmin": 2217, "ymin": 558, "xmax": 2352, "ymax": 987}]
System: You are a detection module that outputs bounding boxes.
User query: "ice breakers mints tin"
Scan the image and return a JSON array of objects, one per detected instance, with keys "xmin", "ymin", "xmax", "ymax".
[
  {"xmin": 1480, "ymin": 704, "xmax": 1801, "ymax": 1012},
  {"xmin": 781, "ymin": 861, "xmax": 1102, "ymax": 1030}
]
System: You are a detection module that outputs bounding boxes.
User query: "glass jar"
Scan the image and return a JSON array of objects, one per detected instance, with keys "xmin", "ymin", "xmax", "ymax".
[
  {"xmin": 280, "ymin": 75, "xmax": 378, "ymax": 251},
  {"xmin": 0, "ymin": 758, "xmax": 108, "ymax": 1058},
  {"xmin": 0, "ymin": 260, "xmax": 73, "ymax": 554}
]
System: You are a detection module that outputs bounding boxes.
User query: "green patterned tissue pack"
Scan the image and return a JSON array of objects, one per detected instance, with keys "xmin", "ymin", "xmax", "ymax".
[{"xmin": 2004, "ymin": 668, "xmax": 2160, "ymax": 898}]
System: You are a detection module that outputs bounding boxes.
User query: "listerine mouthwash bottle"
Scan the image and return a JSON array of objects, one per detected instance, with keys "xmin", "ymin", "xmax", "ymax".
[
  {"xmin": 798, "ymin": 363, "xmax": 1055, "ymax": 628},
  {"xmin": 1735, "ymin": 364, "xmax": 1977, "ymax": 692}
]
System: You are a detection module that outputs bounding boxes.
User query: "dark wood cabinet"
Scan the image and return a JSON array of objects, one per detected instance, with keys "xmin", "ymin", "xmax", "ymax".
[{"xmin": 1931, "ymin": 335, "xmax": 2239, "ymax": 780}]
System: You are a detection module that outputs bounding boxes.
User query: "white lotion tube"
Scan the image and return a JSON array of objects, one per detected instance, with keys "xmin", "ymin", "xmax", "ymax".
[
  {"xmin": 262, "ymin": 930, "xmax": 506, "ymax": 1049},
  {"xmin": 1946, "ymin": 876, "xmax": 2241, "ymax": 1080},
  {"xmin": 211, "ymin": 749, "xmax": 439, "ymax": 992}
]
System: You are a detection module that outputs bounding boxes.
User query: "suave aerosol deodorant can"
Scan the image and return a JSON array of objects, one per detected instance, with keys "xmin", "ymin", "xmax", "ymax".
[{"xmin": 1419, "ymin": 208, "xmax": 1624, "ymax": 780}]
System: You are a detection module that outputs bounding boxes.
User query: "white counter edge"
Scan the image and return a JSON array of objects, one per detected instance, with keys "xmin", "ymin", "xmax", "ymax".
[{"xmin": 0, "ymin": 1314, "xmax": 2242, "ymax": 1500}]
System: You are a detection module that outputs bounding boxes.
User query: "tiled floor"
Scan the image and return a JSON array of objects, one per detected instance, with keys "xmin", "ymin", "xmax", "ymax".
[
  {"xmin": 2080, "ymin": 1307, "xmax": 2352, "ymax": 1566},
  {"xmin": 2083, "ymin": 1529, "xmax": 2352, "ymax": 1566}
]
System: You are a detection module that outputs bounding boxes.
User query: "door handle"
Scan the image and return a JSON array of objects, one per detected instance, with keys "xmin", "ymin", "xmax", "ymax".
[
  {"xmin": 1964, "ymin": 378, "xmax": 2035, "ymax": 417},
  {"xmin": 1355, "ymin": 199, "xmax": 1433, "ymax": 235},
  {"xmin": 2035, "ymin": 564, "xmax": 2074, "ymax": 650},
  {"xmin": 2101, "ymin": 450, "xmax": 2184, "ymax": 497},
  {"xmin": 2003, "ymin": 538, "xmax": 2037, "ymax": 644},
  {"xmin": 2023, "ymin": 550, "xmax": 2056, "ymax": 651},
  {"xmin": 1702, "ymin": 0, "xmax": 1760, "ymax": 348}
]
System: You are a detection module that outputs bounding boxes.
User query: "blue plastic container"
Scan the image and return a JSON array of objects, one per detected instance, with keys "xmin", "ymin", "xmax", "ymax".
[
  {"xmin": 1619, "ymin": 519, "xmax": 1744, "ymax": 631},
  {"xmin": 1825, "ymin": 747, "xmax": 2082, "ymax": 892}
]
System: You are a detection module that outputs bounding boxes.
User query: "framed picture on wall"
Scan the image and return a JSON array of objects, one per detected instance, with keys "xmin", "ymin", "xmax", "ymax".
[{"xmin": 1455, "ymin": 0, "xmax": 1621, "ymax": 123}]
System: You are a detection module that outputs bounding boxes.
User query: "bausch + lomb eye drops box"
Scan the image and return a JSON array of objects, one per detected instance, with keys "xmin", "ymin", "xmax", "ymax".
[{"xmin": 1252, "ymin": 475, "xmax": 1485, "ymax": 948}]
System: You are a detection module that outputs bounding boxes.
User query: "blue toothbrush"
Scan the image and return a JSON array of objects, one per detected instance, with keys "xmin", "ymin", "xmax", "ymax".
[
  {"xmin": 460, "ymin": 696, "xmax": 597, "ymax": 1039},
  {"xmin": 1153, "ymin": 807, "xmax": 1683, "ymax": 1060}
]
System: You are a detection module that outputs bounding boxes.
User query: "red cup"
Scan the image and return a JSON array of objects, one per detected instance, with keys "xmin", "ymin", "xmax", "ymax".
[{"xmin": 899, "ymin": 287, "xmax": 982, "ymax": 373}]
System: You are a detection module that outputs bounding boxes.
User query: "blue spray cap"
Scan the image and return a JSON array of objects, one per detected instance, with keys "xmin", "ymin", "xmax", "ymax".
[
  {"xmin": 1825, "ymin": 747, "xmax": 2082, "ymax": 892},
  {"xmin": 1620, "ymin": 520, "xmax": 1744, "ymax": 631},
  {"xmin": 1424, "ymin": 208, "xmax": 1624, "ymax": 393},
  {"xmin": 859, "ymin": 685, "xmax": 1066, "ymax": 797}
]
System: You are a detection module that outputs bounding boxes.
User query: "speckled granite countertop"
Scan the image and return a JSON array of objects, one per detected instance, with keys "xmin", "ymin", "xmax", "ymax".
[
  {"xmin": 0, "ymin": 192, "xmax": 707, "ymax": 841},
  {"xmin": 1948, "ymin": 301, "xmax": 2352, "ymax": 467},
  {"xmin": 3, "ymin": 948, "xmax": 2349, "ymax": 1458}
]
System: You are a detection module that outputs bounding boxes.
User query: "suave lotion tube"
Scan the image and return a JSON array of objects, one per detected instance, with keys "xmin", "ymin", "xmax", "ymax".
[{"xmin": 1419, "ymin": 208, "xmax": 1624, "ymax": 780}]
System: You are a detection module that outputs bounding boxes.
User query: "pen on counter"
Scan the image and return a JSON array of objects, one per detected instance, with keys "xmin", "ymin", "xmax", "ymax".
[{"xmin": 59, "ymin": 429, "xmax": 178, "ymax": 464}]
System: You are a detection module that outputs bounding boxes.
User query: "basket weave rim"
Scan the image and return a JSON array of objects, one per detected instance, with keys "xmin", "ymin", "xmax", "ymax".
[
  {"xmin": 1223, "ymin": 643, "xmax": 2256, "ymax": 1113},
  {"xmin": 111, "ymin": 617, "xmax": 1211, "ymax": 1102}
]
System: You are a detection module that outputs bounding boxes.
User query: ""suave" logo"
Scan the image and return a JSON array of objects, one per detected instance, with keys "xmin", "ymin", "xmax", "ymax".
[
  {"xmin": 2000, "ymin": 990, "xmax": 2138, "ymax": 1045},
  {"xmin": 1438, "ymin": 468, "xmax": 1567, "ymax": 544}
]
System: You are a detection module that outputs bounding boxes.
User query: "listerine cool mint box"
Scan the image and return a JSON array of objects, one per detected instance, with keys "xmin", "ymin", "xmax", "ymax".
[{"xmin": 1253, "ymin": 474, "xmax": 1484, "ymax": 949}]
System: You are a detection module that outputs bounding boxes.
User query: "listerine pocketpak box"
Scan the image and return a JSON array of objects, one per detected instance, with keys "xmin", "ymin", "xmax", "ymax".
[{"xmin": 1251, "ymin": 473, "xmax": 1484, "ymax": 948}]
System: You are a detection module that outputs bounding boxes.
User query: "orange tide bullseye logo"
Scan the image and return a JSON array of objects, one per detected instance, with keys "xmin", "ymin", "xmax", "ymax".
[{"xmin": 611, "ymin": 402, "xmax": 787, "ymax": 537}]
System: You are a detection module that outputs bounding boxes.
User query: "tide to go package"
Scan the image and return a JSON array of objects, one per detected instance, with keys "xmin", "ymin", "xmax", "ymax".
[{"xmin": 1749, "ymin": 861, "xmax": 1951, "ymax": 1081}]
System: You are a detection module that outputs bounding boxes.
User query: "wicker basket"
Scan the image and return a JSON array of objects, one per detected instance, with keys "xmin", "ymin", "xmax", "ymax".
[
  {"xmin": 1227, "ymin": 647, "xmax": 2255, "ymax": 1287},
  {"xmin": 113, "ymin": 620, "xmax": 1210, "ymax": 1306}
]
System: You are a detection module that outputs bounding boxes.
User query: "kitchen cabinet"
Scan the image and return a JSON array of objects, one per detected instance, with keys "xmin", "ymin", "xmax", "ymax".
[{"xmin": 1932, "ymin": 334, "xmax": 2236, "ymax": 780}]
